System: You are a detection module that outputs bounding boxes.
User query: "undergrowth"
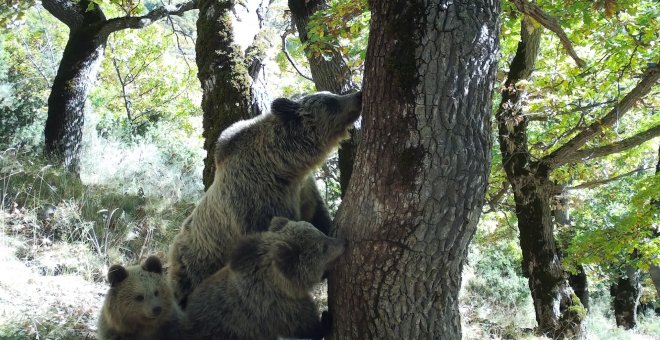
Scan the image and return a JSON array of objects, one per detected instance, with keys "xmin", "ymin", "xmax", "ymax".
[{"xmin": 0, "ymin": 121, "xmax": 204, "ymax": 338}]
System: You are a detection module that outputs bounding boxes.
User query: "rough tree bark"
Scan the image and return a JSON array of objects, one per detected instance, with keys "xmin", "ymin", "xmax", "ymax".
[
  {"xmin": 41, "ymin": 0, "xmax": 198, "ymax": 173},
  {"xmin": 196, "ymin": 0, "xmax": 263, "ymax": 188},
  {"xmin": 328, "ymin": 1, "xmax": 499, "ymax": 338},
  {"xmin": 288, "ymin": 0, "xmax": 359, "ymax": 195}
]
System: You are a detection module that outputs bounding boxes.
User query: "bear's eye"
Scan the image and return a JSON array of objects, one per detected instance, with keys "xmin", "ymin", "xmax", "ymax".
[
  {"xmin": 135, "ymin": 294, "xmax": 144, "ymax": 302},
  {"xmin": 154, "ymin": 290, "xmax": 159, "ymax": 297}
]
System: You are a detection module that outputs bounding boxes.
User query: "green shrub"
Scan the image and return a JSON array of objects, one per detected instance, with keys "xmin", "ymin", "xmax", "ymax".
[{"xmin": 461, "ymin": 238, "xmax": 536, "ymax": 338}]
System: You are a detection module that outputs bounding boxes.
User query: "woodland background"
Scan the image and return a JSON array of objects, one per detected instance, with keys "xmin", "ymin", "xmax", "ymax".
[{"xmin": 0, "ymin": 0, "xmax": 659, "ymax": 339}]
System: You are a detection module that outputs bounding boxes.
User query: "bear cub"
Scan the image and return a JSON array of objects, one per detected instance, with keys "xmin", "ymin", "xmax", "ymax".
[
  {"xmin": 168, "ymin": 91, "xmax": 361, "ymax": 307},
  {"xmin": 97, "ymin": 255, "xmax": 183, "ymax": 340},
  {"xmin": 184, "ymin": 217, "xmax": 347, "ymax": 340}
]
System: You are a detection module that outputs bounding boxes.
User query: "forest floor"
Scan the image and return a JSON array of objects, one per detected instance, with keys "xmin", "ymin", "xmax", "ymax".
[
  {"xmin": 1, "ymin": 213, "xmax": 660, "ymax": 339},
  {"xmin": 0, "ymin": 231, "xmax": 102, "ymax": 339}
]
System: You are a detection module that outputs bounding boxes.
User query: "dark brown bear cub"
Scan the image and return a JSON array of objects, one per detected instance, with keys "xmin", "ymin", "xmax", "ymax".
[
  {"xmin": 97, "ymin": 256, "xmax": 183, "ymax": 340},
  {"xmin": 184, "ymin": 217, "xmax": 346, "ymax": 340},
  {"xmin": 169, "ymin": 91, "xmax": 361, "ymax": 308}
]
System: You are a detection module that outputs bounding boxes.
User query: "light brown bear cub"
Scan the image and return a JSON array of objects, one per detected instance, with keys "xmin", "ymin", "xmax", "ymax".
[
  {"xmin": 168, "ymin": 91, "xmax": 361, "ymax": 307},
  {"xmin": 184, "ymin": 217, "xmax": 347, "ymax": 340},
  {"xmin": 97, "ymin": 256, "xmax": 183, "ymax": 340}
]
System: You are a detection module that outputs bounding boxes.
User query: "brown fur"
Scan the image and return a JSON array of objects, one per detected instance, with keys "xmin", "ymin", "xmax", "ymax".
[
  {"xmin": 97, "ymin": 256, "xmax": 183, "ymax": 340},
  {"xmin": 168, "ymin": 92, "xmax": 361, "ymax": 308},
  {"xmin": 184, "ymin": 217, "xmax": 346, "ymax": 340}
]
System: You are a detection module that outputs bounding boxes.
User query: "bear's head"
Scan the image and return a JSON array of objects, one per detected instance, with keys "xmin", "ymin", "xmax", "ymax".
[
  {"xmin": 229, "ymin": 217, "xmax": 346, "ymax": 291},
  {"xmin": 104, "ymin": 256, "xmax": 175, "ymax": 328},
  {"xmin": 269, "ymin": 217, "xmax": 346, "ymax": 289},
  {"xmin": 271, "ymin": 91, "xmax": 362, "ymax": 146}
]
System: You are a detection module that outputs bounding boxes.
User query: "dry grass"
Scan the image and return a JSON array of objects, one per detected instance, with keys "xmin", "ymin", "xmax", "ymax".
[{"xmin": 0, "ymin": 232, "xmax": 104, "ymax": 339}]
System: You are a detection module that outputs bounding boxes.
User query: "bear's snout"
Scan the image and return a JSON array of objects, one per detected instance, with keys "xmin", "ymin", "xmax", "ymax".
[
  {"xmin": 327, "ymin": 238, "xmax": 347, "ymax": 261},
  {"xmin": 152, "ymin": 306, "xmax": 162, "ymax": 316}
]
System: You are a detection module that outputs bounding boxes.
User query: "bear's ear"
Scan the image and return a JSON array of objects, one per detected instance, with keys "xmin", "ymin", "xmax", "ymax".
[
  {"xmin": 270, "ymin": 216, "xmax": 290, "ymax": 232},
  {"xmin": 142, "ymin": 255, "xmax": 163, "ymax": 274},
  {"xmin": 108, "ymin": 265, "xmax": 128, "ymax": 287},
  {"xmin": 271, "ymin": 98, "xmax": 301, "ymax": 120},
  {"xmin": 274, "ymin": 242, "xmax": 301, "ymax": 279}
]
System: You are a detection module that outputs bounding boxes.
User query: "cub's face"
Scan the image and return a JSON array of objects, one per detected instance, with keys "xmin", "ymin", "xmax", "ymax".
[
  {"xmin": 106, "ymin": 256, "xmax": 173, "ymax": 326},
  {"xmin": 271, "ymin": 91, "xmax": 362, "ymax": 143},
  {"xmin": 270, "ymin": 217, "xmax": 347, "ymax": 289}
]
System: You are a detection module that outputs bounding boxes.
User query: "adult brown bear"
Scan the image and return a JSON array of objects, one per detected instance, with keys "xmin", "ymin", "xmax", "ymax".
[{"xmin": 168, "ymin": 91, "xmax": 362, "ymax": 307}]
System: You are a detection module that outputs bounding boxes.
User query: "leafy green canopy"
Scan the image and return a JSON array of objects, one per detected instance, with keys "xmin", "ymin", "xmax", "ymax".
[{"xmin": 568, "ymin": 172, "xmax": 659, "ymax": 272}]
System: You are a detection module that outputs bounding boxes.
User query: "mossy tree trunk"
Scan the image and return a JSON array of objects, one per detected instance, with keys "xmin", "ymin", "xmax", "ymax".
[
  {"xmin": 496, "ymin": 18, "xmax": 586, "ymax": 338},
  {"xmin": 497, "ymin": 16, "xmax": 660, "ymax": 339},
  {"xmin": 41, "ymin": 0, "xmax": 198, "ymax": 174},
  {"xmin": 288, "ymin": 0, "xmax": 359, "ymax": 195},
  {"xmin": 197, "ymin": 0, "xmax": 259, "ymax": 188},
  {"xmin": 328, "ymin": 1, "xmax": 499, "ymax": 338}
]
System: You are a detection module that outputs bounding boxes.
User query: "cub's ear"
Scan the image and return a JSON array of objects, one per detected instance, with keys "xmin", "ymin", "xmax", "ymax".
[
  {"xmin": 108, "ymin": 265, "xmax": 128, "ymax": 287},
  {"xmin": 271, "ymin": 98, "xmax": 301, "ymax": 120},
  {"xmin": 274, "ymin": 242, "xmax": 301, "ymax": 279},
  {"xmin": 142, "ymin": 255, "xmax": 163, "ymax": 274},
  {"xmin": 270, "ymin": 216, "xmax": 290, "ymax": 232}
]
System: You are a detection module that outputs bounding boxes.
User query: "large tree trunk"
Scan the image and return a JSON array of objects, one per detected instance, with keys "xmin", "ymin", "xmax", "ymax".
[
  {"xmin": 511, "ymin": 175, "xmax": 585, "ymax": 337},
  {"xmin": 288, "ymin": 0, "xmax": 359, "ymax": 195},
  {"xmin": 328, "ymin": 1, "xmax": 499, "ymax": 338},
  {"xmin": 196, "ymin": 0, "xmax": 253, "ymax": 188},
  {"xmin": 43, "ymin": 2, "xmax": 106, "ymax": 173},
  {"xmin": 611, "ymin": 266, "xmax": 641, "ymax": 329},
  {"xmin": 496, "ymin": 18, "xmax": 584, "ymax": 338},
  {"xmin": 42, "ymin": 0, "xmax": 198, "ymax": 174}
]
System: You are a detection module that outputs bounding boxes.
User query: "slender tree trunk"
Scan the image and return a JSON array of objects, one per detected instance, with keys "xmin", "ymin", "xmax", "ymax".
[
  {"xmin": 611, "ymin": 266, "xmax": 641, "ymax": 329},
  {"xmin": 651, "ymin": 146, "xmax": 660, "ymax": 299},
  {"xmin": 328, "ymin": 1, "xmax": 499, "ymax": 338},
  {"xmin": 288, "ymin": 0, "xmax": 359, "ymax": 195},
  {"xmin": 196, "ymin": 0, "xmax": 253, "ymax": 188},
  {"xmin": 496, "ymin": 18, "xmax": 585, "ymax": 338},
  {"xmin": 43, "ymin": 4, "xmax": 106, "ymax": 173}
]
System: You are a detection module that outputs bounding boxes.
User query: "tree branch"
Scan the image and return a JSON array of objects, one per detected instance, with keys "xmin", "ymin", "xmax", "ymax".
[
  {"xmin": 100, "ymin": 0, "xmax": 198, "ymax": 36},
  {"xmin": 558, "ymin": 125, "xmax": 660, "ymax": 165},
  {"xmin": 41, "ymin": 0, "xmax": 85, "ymax": 29},
  {"xmin": 280, "ymin": 28, "xmax": 314, "ymax": 82},
  {"xmin": 484, "ymin": 181, "xmax": 511, "ymax": 213},
  {"xmin": 541, "ymin": 63, "xmax": 660, "ymax": 169},
  {"xmin": 566, "ymin": 167, "xmax": 652, "ymax": 191},
  {"xmin": 508, "ymin": 0, "xmax": 586, "ymax": 68}
]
